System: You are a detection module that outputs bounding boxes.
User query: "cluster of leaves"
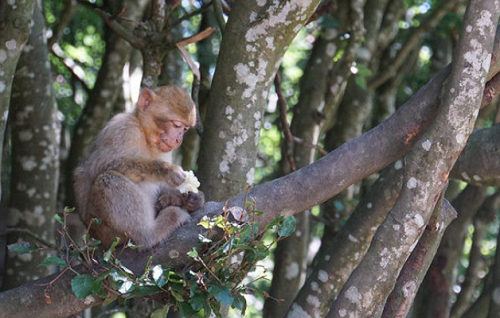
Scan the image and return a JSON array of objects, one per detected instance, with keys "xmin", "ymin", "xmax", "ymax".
[{"xmin": 8, "ymin": 206, "xmax": 296, "ymax": 317}]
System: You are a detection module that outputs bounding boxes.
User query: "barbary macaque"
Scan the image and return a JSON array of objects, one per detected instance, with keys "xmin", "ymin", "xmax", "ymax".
[{"xmin": 73, "ymin": 85, "xmax": 204, "ymax": 250}]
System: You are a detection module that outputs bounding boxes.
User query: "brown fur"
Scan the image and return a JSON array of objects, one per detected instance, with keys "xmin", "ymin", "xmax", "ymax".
[{"xmin": 73, "ymin": 85, "xmax": 204, "ymax": 250}]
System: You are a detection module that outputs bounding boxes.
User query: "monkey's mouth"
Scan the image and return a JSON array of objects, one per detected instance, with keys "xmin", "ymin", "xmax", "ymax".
[{"xmin": 159, "ymin": 139, "xmax": 173, "ymax": 152}]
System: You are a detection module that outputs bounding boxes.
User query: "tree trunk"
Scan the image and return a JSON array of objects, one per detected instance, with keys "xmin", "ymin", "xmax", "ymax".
[
  {"xmin": 198, "ymin": 0, "xmax": 321, "ymax": 201},
  {"xmin": 4, "ymin": 0, "xmax": 60, "ymax": 290},
  {"xmin": 0, "ymin": 0, "xmax": 35, "ymax": 199}
]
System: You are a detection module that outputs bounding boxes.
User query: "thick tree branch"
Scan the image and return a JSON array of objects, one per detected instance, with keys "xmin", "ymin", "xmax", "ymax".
[
  {"xmin": 381, "ymin": 198, "xmax": 457, "ymax": 318},
  {"xmin": 451, "ymin": 124, "xmax": 500, "ymax": 186}
]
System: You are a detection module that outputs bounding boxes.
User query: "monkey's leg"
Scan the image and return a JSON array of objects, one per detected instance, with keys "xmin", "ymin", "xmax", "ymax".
[
  {"xmin": 90, "ymin": 171, "xmax": 163, "ymax": 249},
  {"xmin": 151, "ymin": 206, "xmax": 191, "ymax": 245}
]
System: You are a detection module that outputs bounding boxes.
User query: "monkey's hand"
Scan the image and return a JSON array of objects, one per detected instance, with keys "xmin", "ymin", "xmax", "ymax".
[
  {"xmin": 183, "ymin": 191, "xmax": 205, "ymax": 212},
  {"xmin": 165, "ymin": 164, "xmax": 186, "ymax": 187},
  {"xmin": 155, "ymin": 189, "xmax": 185, "ymax": 213}
]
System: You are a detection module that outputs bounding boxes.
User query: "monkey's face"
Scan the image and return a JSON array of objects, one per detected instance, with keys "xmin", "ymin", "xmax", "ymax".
[{"xmin": 156, "ymin": 119, "xmax": 190, "ymax": 152}]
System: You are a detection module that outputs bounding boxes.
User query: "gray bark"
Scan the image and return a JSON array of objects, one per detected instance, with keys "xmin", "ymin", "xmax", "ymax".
[
  {"xmin": 327, "ymin": 0, "xmax": 500, "ymax": 316},
  {"xmin": 4, "ymin": 0, "xmax": 60, "ymax": 290},
  {"xmin": 414, "ymin": 185, "xmax": 488, "ymax": 318},
  {"xmin": 264, "ymin": 26, "xmax": 335, "ymax": 318},
  {"xmin": 197, "ymin": 0, "xmax": 321, "ymax": 201},
  {"xmin": 0, "ymin": 0, "xmax": 35, "ymax": 199}
]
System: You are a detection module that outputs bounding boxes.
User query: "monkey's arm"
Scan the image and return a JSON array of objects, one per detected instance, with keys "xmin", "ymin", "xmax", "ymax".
[{"xmin": 103, "ymin": 158, "xmax": 184, "ymax": 186}]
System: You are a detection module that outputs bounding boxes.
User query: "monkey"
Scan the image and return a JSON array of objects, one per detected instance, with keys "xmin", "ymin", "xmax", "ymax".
[{"xmin": 73, "ymin": 85, "xmax": 204, "ymax": 250}]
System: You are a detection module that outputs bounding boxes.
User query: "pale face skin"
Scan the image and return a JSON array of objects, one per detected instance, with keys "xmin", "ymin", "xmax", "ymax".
[{"xmin": 157, "ymin": 119, "xmax": 190, "ymax": 152}]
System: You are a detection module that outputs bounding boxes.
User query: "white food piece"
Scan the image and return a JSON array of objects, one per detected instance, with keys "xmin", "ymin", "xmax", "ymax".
[{"xmin": 176, "ymin": 170, "xmax": 200, "ymax": 194}]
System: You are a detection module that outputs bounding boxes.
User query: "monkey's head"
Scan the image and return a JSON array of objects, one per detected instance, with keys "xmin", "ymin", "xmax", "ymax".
[{"xmin": 136, "ymin": 85, "xmax": 196, "ymax": 152}]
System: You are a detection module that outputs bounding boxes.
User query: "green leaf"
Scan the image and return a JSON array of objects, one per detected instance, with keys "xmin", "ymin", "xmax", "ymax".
[
  {"xmin": 250, "ymin": 210, "xmax": 263, "ymax": 215},
  {"xmin": 102, "ymin": 295, "xmax": 118, "ymax": 307},
  {"xmin": 109, "ymin": 269, "xmax": 129, "ymax": 283},
  {"xmin": 187, "ymin": 248, "xmax": 199, "ymax": 258},
  {"xmin": 40, "ymin": 256, "xmax": 66, "ymax": 268},
  {"xmin": 170, "ymin": 289, "xmax": 185, "ymax": 302},
  {"xmin": 63, "ymin": 206, "xmax": 76, "ymax": 213},
  {"xmin": 268, "ymin": 215, "xmax": 284, "ymax": 229},
  {"xmin": 198, "ymin": 234, "xmax": 212, "ymax": 243},
  {"xmin": 71, "ymin": 274, "xmax": 95, "ymax": 300},
  {"xmin": 8, "ymin": 241, "xmax": 39, "ymax": 255},
  {"xmin": 103, "ymin": 237, "xmax": 120, "ymax": 262},
  {"xmin": 208, "ymin": 284, "xmax": 234, "ymax": 307},
  {"xmin": 88, "ymin": 238, "xmax": 102, "ymax": 248},
  {"xmin": 278, "ymin": 216, "xmax": 296, "ymax": 237},
  {"xmin": 152, "ymin": 265, "xmax": 170, "ymax": 287},
  {"xmin": 179, "ymin": 302, "xmax": 196, "ymax": 317},
  {"xmin": 126, "ymin": 240, "xmax": 139, "ymax": 249},
  {"xmin": 129, "ymin": 286, "xmax": 158, "ymax": 297},
  {"xmin": 151, "ymin": 304, "xmax": 170, "ymax": 318},
  {"xmin": 190, "ymin": 293, "xmax": 207, "ymax": 311},
  {"xmin": 54, "ymin": 214, "xmax": 64, "ymax": 224},
  {"xmin": 232, "ymin": 294, "xmax": 247, "ymax": 315},
  {"xmin": 355, "ymin": 75, "xmax": 367, "ymax": 89},
  {"xmin": 140, "ymin": 256, "xmax": 153, "ymax": 280},
  {"xmin": 197, "ymin": 216, "xmax": 213, "ymax": 229},
  {"xmin": 91, "ymin": 274, "xmax": 107, "ymax": 298}
]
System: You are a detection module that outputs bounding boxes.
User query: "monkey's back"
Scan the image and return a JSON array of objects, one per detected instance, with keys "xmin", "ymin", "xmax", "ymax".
[{"xmin": 73, "ymin": 112, "xmax": 149, "ymax": 222}]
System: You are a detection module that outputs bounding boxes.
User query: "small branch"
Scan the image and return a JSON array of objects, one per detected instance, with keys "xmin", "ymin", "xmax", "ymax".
[
  {"xmin": 292, "ymin": 136, "xmax": 328, "ymax": 156},
  {"xmin": 151, "ymin": 0, "xmax": 167, "ymax": 31},
  {"xmin": 481, "ymin": 71, "xmax": 500, "ymax": 108},
  {"xmin": 94, "ymin": 8, "xmax": 145, "ymax": 49},
  {"xmin": 4, "ymin": 228, "xmax": 56, "ymax": 249},
  {"xmin": 212, "ymin": 0, "xmax": 226, "ymax": 32},
  {"xmin": 50, "ymin": 46, "xmax": 90, "ymax": 92},
  {"xmin": 274, "ymin": 72, "xmax": 296, "ymax": 172},
  {"xmin": 176, "ymin": 28, "xmax": 215, "ymax": 134},
  {"xmin": 48, "ymin": 0, "xmax": 77, "ymax": 48},
  {"xmin": 176, "ymin": 27, "xmax": 216, "ymax": 47},
  {"xmin": 306, "ymin": 0, "xmax": 335, "ymax": 24},
  {"xmin": 171, "ymin": 2, "xmax": 213, "ymax": 27},
  {"xmin": 75, "ymin": 0, "xmax": 101, "ymax": 11}
]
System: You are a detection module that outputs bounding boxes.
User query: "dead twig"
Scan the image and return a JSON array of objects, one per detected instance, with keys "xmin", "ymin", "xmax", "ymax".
[{"xmin": 274, "ymin": 72, "xmax": 296, "ymax": 171}]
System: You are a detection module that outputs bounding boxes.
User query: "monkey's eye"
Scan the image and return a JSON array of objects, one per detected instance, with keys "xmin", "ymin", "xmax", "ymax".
[{"xmin": 155, "ymin": 118, "xmax": 169, "ymax": 128}]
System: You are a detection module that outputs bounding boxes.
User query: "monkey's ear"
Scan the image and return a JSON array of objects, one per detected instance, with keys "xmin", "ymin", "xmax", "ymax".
[{"xmin": 137, "ymin": 88, "xmax": 156, "ymax": 111}]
